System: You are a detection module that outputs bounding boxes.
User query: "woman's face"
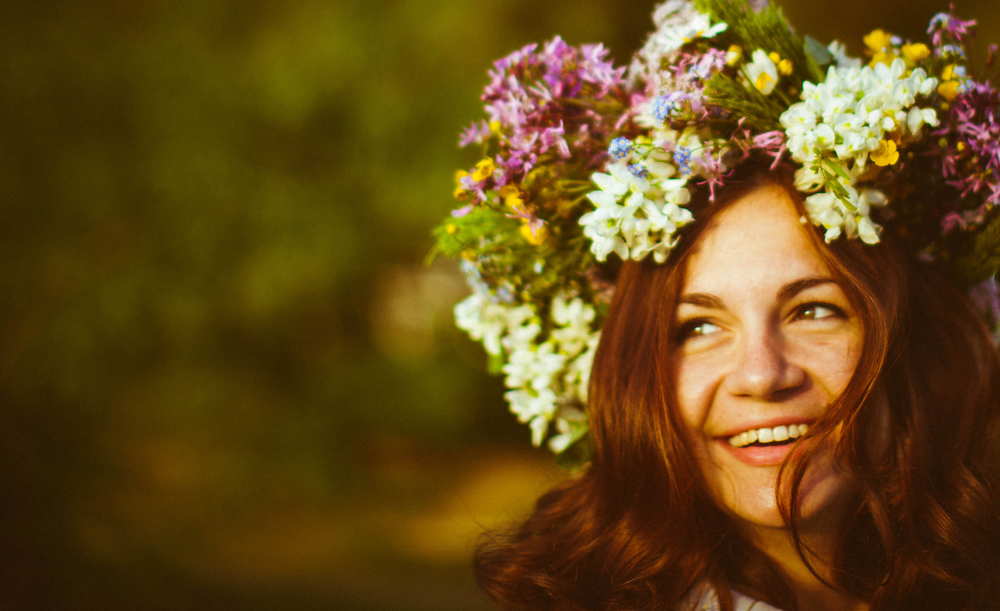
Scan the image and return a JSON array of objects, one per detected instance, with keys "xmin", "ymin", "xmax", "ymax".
[{"xmin": 671, "ymin": 184, "xmax": 863, "ymax": 531}]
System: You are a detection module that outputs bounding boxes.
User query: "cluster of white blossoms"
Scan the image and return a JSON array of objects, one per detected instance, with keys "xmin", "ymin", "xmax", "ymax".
[
  {"xmin": 454, "ymin": 280, "xmax": 600, "ymax": 451},
  {"xmin": 579, "ymin": 160, "xmax": 693, "ymax": 263},
  {"xmin": 780, "ymin": 58, "xmax": 938, "ymax": 243},
  {"xmin": 579, "ymin": 124, "xmax": 728, "ymax": 263}
]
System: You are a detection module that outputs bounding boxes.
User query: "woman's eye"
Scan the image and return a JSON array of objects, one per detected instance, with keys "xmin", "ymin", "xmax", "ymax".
[
  {"xmin": 795, "ymin": 303, "xmax": 843, "ymax": 321},
  {"xmin": 677, "ymin": 320, "xmax": 721, "ymax": 341}
]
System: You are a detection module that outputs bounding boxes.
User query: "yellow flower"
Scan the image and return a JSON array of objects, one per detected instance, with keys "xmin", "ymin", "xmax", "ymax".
[
  {"xmin": 446, "ymin": 224, "xmax": 458, "ymax": 235},
  {"xmin": 497, "ymin": 184, "xmax": 525, "ymax": 211},
  {"xmin": 745, "ymin": 49, "xmax": 778, "ymax": 95},
  {"xmin": 768, "ymin": 51, "xmax": 781, "ymax": 64},
  {"xmin": 942, "ymin": 64, "xmax": 957, "ymax": 81},
  {"xmin": 497, "ymin": 184, "xmax": 519, "ymax": 198},
  {"xmin": 870, "ymin": 50, "xmax": 898, "ymax": 67},
  {"xmin": 461, "ymin": 249, "xmax": 476, "ymax": 260},
  {"xmin": 777, "ymin": 59, "xmax": 793, "ymax": 76},
  {"xmin": 472, "ymin": 158, "xmax": 495, "ymax": 181},
  {"xmin": 902, "ymin": 43, "xmax": 930, "ymax": 62},
  {"xmin": 864, "ymin": 29, "xmax": 893, "ymax": 53},
  {"xmin": 726, "ymin": 44, "xmax": 743, "ymax": 66},
  {"xmin": 956, "ymin": 142, "xmax": 966, "ymax": 152},
  {"xmin": 489, "ymin": 120, "xmax": 502, "ymax": 134},
  {"xmin": 453, "ymin": 170, "xmax": 469, "ymax": 199},
  {"xmin": 871, "ymin": 139, "xmax": 899, "ymax": 166},
  {"xmin": 938, "ymin": 80, "xmax": 960, "ymax": 101},
  {"xmin": 520, "ymin": 223, "xmax": 548, "ymax": 245},
  {"xmin": 755, "ymin": 71, "xmax": 775, "ymax": 92}
]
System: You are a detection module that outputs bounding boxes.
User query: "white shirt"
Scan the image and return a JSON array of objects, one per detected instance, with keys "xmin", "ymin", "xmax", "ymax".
[{"xmin": 682, "ymin": 583, "xmax": 785, "ymax": 611}]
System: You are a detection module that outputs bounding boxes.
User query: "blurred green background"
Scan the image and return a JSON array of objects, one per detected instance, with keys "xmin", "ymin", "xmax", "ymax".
[{"xmin": 0, "ymin": 0, "xmax": 995, "ymax": 609}]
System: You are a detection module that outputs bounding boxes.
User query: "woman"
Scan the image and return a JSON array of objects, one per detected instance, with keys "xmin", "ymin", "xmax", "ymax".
[
  {"xmin": 473, "ymin": 161, "xmax": 1000, "ymax": 610},
  {"xmin": 436, "ymin": 1, "xmax": 1000, "ymax": 608}
]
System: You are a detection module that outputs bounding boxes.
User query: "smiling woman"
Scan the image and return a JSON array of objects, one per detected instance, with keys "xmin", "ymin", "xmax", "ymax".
[
  {"xmin": 673, "ymin": 183, "xmax": 864, "ymax": 536},
  {"xmin": 439, "ymin": 1, "xmax": 1000, "ymax": 608},
  {"xmin": 472, "ymin": 159, "xmax": 1000, "ymax": 611}
]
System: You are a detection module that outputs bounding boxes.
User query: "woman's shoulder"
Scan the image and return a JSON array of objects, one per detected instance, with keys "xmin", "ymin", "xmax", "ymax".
[{"xmin": 680, "ymin": 583, "xmax": 785, "ymax": 611}]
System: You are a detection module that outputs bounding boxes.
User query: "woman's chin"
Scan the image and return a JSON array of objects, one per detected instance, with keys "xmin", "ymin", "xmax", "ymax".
[{"xmin": 705, "ymin": 441, "xmax": 855, "ymax": 532}]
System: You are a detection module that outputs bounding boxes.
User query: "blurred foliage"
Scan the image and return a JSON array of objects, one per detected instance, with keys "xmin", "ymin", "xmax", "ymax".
[{"xmin": 0, "ymin": 0, "xmax": 995, "ymax": 609}]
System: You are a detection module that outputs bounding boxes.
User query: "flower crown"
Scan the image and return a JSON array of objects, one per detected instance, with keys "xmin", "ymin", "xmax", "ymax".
[{"xmin": 432, "ymin": 0, "xmax": 1000, "ymax": 464}]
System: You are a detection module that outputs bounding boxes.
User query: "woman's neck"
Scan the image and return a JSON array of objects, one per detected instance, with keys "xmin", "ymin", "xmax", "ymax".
[{"xmin": 748, "ymin": 524, "xmax": 869, "ymax": 611}]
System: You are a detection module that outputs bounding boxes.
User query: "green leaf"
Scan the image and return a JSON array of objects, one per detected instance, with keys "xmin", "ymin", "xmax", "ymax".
[
  {"xmin": 804, "ymin": 35, "xmax": 833, "ymax": 67},
  {"xmin": 703, "ymin": 72, "xmax": 783, "ymax": 132},
  {"xmin": 824, "ymin": 158, "xmax": 854, "ymax": 183}
]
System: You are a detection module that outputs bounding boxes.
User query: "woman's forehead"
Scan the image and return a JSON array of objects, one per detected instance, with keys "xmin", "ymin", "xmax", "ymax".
[{"xmin": 682, "ymin": 185, "xmax": 832, "ymax": 296}]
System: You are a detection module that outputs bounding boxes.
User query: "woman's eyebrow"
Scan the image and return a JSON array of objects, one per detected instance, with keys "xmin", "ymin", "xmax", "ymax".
[
  {"xmin": 777, "ymin": 276, "xmax": 837, "ymax": 302},
  {"xmin": 677, "ymin": 293, "xmax": 724, "ymax": 309}
]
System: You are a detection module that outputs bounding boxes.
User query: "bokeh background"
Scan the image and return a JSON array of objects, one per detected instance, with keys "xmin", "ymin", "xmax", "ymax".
[{"xmin": 0, "ymin": 0, "xmax": 996, "ymax": 609}]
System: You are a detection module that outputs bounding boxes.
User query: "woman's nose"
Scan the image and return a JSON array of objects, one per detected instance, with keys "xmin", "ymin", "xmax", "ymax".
[{"xmin": 723, "ymin": 326, "xmax": 805, "ymax": 400}]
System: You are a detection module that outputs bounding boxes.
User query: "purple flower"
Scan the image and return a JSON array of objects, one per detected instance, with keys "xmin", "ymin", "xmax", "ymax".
[
  {"xmin": 932, "ymin": 81, "xmax": 1000, "ymax": 209},
  {"xmin": 459, "ymin": 120, "xmax": 492, "ymax": 147},
  {"xmin": 578, "ymin": 43, "xmax": 626, "ymax": 97},
  {"xmin": 928, "ymin": 10, "xmax": 977, "ymax": 48},
  {"xmin": 451, "ymin": 204, "xmax": 474, "ymax": 218},
  {"xmin": 752, "ymin": 130, "xmax": 787, "ymax": 168},
  {"xmin": 675, "ymin": 48, "xmax": 727, "ymax": 85},
  {"xmin": 540, "ymin": 122, "xmax": 570, "ymax": 158}
]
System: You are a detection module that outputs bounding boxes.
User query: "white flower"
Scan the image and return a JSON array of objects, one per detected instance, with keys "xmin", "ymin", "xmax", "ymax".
[
  {"xmin": 779, "ymin": 60, "xmax": 936, "ymax": 242},
  {"xmin": 454, "ymin": 293, "xmax": 508, "ymax": 356},
  {"xmin": 906, "ymin": 105, "xmax": 939, "ymax": 135},
  {"xmin": 581, "ymin": 160, "xmax": 696, "ymax": 263},
  {"xmin": 501, "ymin": 306, "xmax": 542, "ymax": 352},
  {"xmin": 547, "ymin": 406, "xmax": 588, "ymax": 453},
  {"xmin": 827, "ymin": 41, "xmax": 861, "ymax": 70},
  {"xmin": 551, "ymin": 296, "xmax": 596, "ymax": 357},
  {"xmin": 745, "ymin": 49, "xmax": 778, "ymax": 95},
  {"xmin": 803, "ymin": 186, "xmax": 886, "ymax": 244},
  {"xmin": 565, "ymin": 333, "xmax": 600, "ymax": 403}
]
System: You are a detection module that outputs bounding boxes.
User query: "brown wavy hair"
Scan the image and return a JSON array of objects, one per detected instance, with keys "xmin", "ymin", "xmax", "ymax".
[{"xmin": 473, "ymin": 158, "xmax": 1000, "ymax": 611}]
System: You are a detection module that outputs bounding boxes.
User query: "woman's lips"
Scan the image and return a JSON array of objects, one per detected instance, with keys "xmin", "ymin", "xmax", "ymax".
[{"xmin": 718, "ymin": 438, "xmax": 799, "ymax": 466}]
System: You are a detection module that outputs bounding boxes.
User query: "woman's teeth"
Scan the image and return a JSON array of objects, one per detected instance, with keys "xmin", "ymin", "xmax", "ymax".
[{"xmin": 727, "ymin": 424, "xmax": 809, "ymax": 448}]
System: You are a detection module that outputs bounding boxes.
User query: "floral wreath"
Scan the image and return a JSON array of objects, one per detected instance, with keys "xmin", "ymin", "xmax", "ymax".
[{"xmin": 431, "ymin": 0, "xmax": 1000, "ymax": 465}]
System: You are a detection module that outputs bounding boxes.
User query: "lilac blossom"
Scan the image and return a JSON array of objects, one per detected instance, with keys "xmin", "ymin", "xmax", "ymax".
[
  {"xmin": 931, "ymin": 80, "xmax": 1000, "ymax": 223},
  {"xmin": 459, "ymin": 120, "xmax": 492, "ymax": 147},
  {"xmin": 675, "ymin": 48, "xmax": 728, "ymax": 84},
  {"xmin": 928, "ymin": 9, "xmax": 977, "ymax": 48},
  {"xmin": 475, "ymin": 36, "xmax": 627, "ymax": 184}
]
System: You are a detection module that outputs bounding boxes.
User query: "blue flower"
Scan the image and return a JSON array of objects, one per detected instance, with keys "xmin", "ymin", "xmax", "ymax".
[
  {"xmin": 673, "ymin": 146, "xmax": 693, "ymax": 174},
  {"xmin": 652, "ymin": 95, "xmax": 676, "ymax": 124},
  {"xmin": 937, "ymin": 44, "xmax": 967, "ymax": 59},
  {"xmin": 608, "ymin": 137, "xmax": 632, "ymax": 160},
  {"xmin": 627, "ymin": 163, "xmax": 649, "ymax": 178},
  {"xmin": 930, "ymin": 12, "xmax": 950, "ymax": 28}
]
